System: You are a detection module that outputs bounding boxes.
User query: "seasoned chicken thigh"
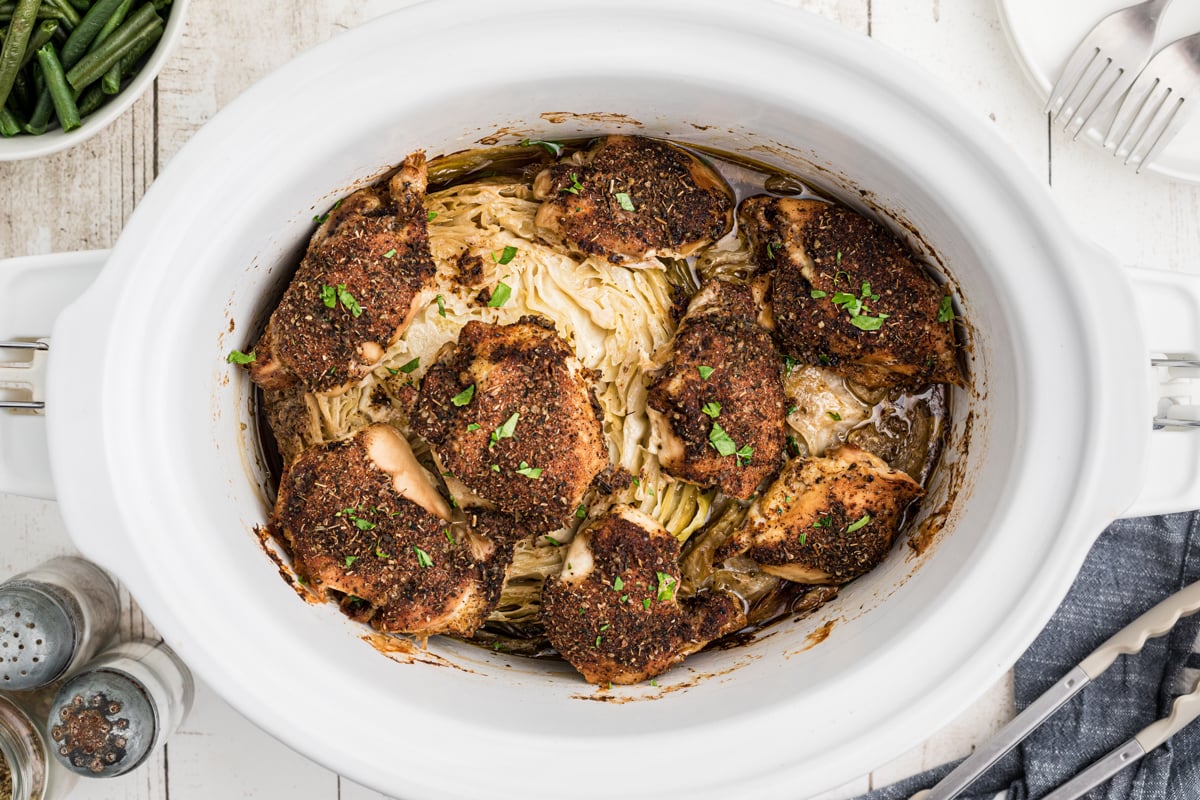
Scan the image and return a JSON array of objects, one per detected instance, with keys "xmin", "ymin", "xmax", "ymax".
[
  {"xmin": 532, "ymin": 135, "xmax": 735, "ymax": 264},
  {"xmin": 647, "ymin": 281, "xmax": 786, "ymax": 499},
  {"xmin": 717, "ymin": 445, "xmax": 923, "ymax": 584},
  {"xmin": 738, "ymin": 196, "xmax": 961, "ymax": 390},
  {"xmin": 272, "ymin": 423, "xmax": 509, "ymax": 636},
  {"xmin": 250, "ymin": 153, "xmax": 438, "ymax": 394},
  {"xmin": 542, "ymin": 506, "xmax": 746, "ymax": 685},
  {"xmin": 412, "ymin": 316, "xmax": 609, "ymax": 536}
]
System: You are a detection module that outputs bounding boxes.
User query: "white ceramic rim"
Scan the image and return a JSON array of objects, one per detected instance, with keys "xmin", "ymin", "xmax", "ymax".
[
  {"xmin": 44, "ymin": 1, "xmax": 1152, "ymax": 797},
  {"xmin": 0, "ymin": 0, "xmax": 190, "ymax": 162}
]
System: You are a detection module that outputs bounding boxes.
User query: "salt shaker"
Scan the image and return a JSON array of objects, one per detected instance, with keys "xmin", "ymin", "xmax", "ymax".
[
  {"xmin": 0, "ymin": 557, "xmax": 119, "ymax": 691},
  {"xmin": 46, "ymin": 640, "xmax": 193, "ymax": 778},
  {"xmin": 0, "ymin": 693, "xmax": 74, "ymax": 800}
]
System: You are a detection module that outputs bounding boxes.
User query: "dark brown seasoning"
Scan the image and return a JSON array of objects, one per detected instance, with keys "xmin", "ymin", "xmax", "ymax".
[
  {"xmin": 647, "ymin": 281, "xmax": 785, "ymax": 499},
  {"xmin": 248, "ymin": 152, "xmax": 438, "ymax": 394},
  {"xmin": 532, "ymin": 135, "xmax": 735, "ymax": 263},
  {"xmin": 413, "ymin": 316, "xmax": 609, "ymax": 536},
  {"xmin": 739, "ymin": 196, "xmax": 961, "ymax": 390}
]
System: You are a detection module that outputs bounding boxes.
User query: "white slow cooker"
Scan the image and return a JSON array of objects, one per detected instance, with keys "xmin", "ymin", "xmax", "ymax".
[{"xmin": 5, "ymin": 1, "xmax": 1200, "ymax": 797}]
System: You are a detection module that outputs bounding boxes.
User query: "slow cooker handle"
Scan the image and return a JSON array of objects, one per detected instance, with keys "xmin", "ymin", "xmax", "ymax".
[
  {"xmin": 1120, "ymin": 266, "xmax": 1200, "ymax": 518},
  {"xmin": 0, "ymin": 251, "xmax": 108, "ymax": 500}
]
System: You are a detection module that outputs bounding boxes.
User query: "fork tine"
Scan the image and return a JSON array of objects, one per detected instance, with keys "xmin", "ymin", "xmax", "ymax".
[
  {"xmin": 1117, "ymin": 80, "xmax": 1170, "ymax": 161},
  {"xmin": 1105, "ymin": 69, "xmax": 1158, "ymax": 148},
  {"xmin": 1134, "ymin": 96, "xmax": 1189, "ymax": 172},
  {"xmin": 1046, "ymin": 46, "xmax": 1101, "ymax": 116},
  {"xmin": 1067, "ymin": 62, "xmax": 1125, "ymax": 139},
  {"xmin": 1055, "ymin": 55, "xmax": 1111, "ymax": 126}
]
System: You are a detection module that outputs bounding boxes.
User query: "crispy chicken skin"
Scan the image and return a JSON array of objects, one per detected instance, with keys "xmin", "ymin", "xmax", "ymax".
[
  {"xmin": 532, "ymin": 135, "xmax": 735, "ymax": 264},
  {"xmin": 250, "ymin": 153, "xmax": 437, "ymax": 394},
  {"xmin": 272, "ymin": 423, "xmax": 510, "ymax": 636},
  {"xmin": 738, "ymin": 196, "xmax": 961, "ymax": 389},
  {"xmin": 717, "ymin": 445, "xmax": 923, "ymax": 584},
  {"xmin": 647, "ymin": 281, "xmax": 785, "ymax": 499},
  {"xmin": 542, "ymin": 506, "xmax": 746, "ymax": 685},
  {"xmin": 412, "ymin": 316, "xmax": 609, "ymax": 535}
]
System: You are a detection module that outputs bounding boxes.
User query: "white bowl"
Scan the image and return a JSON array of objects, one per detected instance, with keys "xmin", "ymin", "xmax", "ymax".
[{"xmin": 0, "ymin": 0, "xmax": 189, "ymax": 162}]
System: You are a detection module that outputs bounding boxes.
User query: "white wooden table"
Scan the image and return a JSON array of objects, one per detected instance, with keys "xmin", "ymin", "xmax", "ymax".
[{"xmin": 2, "ymin": 1, "xmax": 1197, "ymax": 797}]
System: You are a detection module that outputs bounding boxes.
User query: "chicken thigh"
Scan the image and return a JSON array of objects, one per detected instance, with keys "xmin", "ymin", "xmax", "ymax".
[
  {"xmin": 532, "ymin": 135, "xmax": 735, "ymax": 264},
  {"xmin": 412, "ymin": 316, "xmax": 609, "ymax": 536},
  {"xmin": 647, "ymin": 281, "xmax": 786, "ymax": 499},
  {"xmin": 738, "ymin": 196, "xmax": 961, "ymax": 390},
  {"xmin": 542, "ymin": 505, "xmax": 746, "ymax": 685},
  {"xmin": 272, "ymin": 423, "xmax": 509, "ymax": 636},
  {"xmin": 718, "ymin": 445, "xmax": 923, "ymax": 584},
  {"xmin": 250, "ymin": 152, "xmax": 438, "ymax": 394}
]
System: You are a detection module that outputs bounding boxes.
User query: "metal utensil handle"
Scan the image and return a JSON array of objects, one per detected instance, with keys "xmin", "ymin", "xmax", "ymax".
[
  {"xmin": 919, "ymin": 667, "xmax": 1091, "ymax": 800},
  {"xmin": 1041, "ymin": 739, "xmax": 1147, "ymax": 800}
]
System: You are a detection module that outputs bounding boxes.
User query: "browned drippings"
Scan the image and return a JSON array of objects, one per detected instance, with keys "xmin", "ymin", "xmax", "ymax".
[
  {"xmin": 802, "ymin": 619, "xmax": 836, "ymax": 651},
  {"xmin": 50, "ymin": 692, "xmax": 130, "ymax": 775}
]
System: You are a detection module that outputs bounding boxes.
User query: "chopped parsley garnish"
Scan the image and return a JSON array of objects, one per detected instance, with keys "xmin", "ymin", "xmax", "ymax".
[
  {"xmin": 488, "ymin": 281, "xmax": 513, "ymax": 308},
  {"xmin": 810, "ymin": 289, "xmax": 827, "ymax": 299},
  {"xmin": 813, "ymin": 515, "xmax": 831, "ymax": 528},
  {"xmin": 451, "ymin": 384, "xmax": 475, "ymax": 406},
  {"xmin": 823, "ymin": 277, "xmax": 888, "ymax": 331},
  {"xmin": 599, "ymin": 623, "xmax": 610, "ymax": 632},
  {"xmin": 631, "ymin": 477, "xmax": 640, "ymax": 487},
  {"xmin": 436, "ymin": 294, "xmax": 446, "ymax": 317},
  {"xmin": 375, "ymin": 544, "xmax": 391, "ymax": 559},
  {"xmin": 701, "ymin": 401, "xmax": 721, "ymax": 418},
  {"xmin": 650, "ymin": 679, "xmax": 658, "ymax": 687},
  {"xmin": 491, "ymin": 464, "xmax": 500, "ymax": 472},
  {"xmin": 595, "ymin": 635, "xmax": 603, "ymax": 647},
  {"xmin": 413, "ymin": 545, "xmax": 434, "ymax": 568},
  {"xmin": 489, "ymin": 412, "xmax": 520, "ymax": 448},
  {"xmin": 938, "ymin": 296, "xmax": 956, "ymax": 323},
  {"xmin": 697, "ymin": 365, "xmax": 715, "ymax": 380},
  {"xmin": 492, "ymin": 245, "xmax": 518, "ymax": 265},
  {"xmin": 562, "ymin": 172, "xmax": 585, "ymax": 195},
  {"xmin": 708, "ymin": 422, "xmax": 738, "ymax": 457},
  {"xmin": 354, "ymin": 518, "xmax": 376, "ymax": 531},
  {"xmin": 397, "ymin": 357, "xmax": 420, "ymax": 374},
  {"xmin": 427, "ymin": 210, "xmax": 438, "ymax": 222},
  {"xmin": 783, "ymin": 356, "xmax": 798, "ymax": 376},
  {"xmin": 850, "ymin": 314, "xmax": 888, "ymax": 332},
  {"xmin": 735, "ymin": 444, "xmax": 754, "ymax": 467},
  {"xmin": 846, "ymin": 513, "xmax": 872, "ymax": 533},
  {"xmin": 613, "ymin": 576, "xmax": 625, "ymax": 591},
  {"xmin": 786, "ymin": 405, "xmax": 798, "ymax": 415},
  {"xmin": 516, "ymin": 461, "xmax": 543, "ymax": 479},
  {"xmin": 520, "ymin": 138, "xmax": 565, "ymax": 157},
  {"xmin": 320, "ymin": 284, "xmax": 337, "ymax": 308},
  {"xmin": 383, "ymin": 248, "xmax": 397, "ymax": 259},
  {"xmin": 544, "ymin": 535, "xmax": 563, "ymax": 547},
  {"xmin": 614, "ymin": 191, "xmax": 635, "ymax": 211},
  {"xmin": 344, "ymin": 555, "xmax": 358, "ymax": 567},
  {"xmin": 798, "ymin": 532, "xmax": 808, "ymax": 546},
  {"xmin": 766, "ymin": 242, "xmax": 778, "ymax": 260},
  {"xmin": 642, "ymin": 598, "xmax": 652, "ymax": 610},
  {"xmin": 836, "ymin": 250, "xmax": 843, "ymax": 265},
  {"xmin": 467, "ymin": 422, "xmax": 481, "ymax": 432},
  {"xmin": 226, "ymin": 349, "xmax": 256, "ymax": 365},
  {"xmin": 827, "ymin": 411, "xmax": 842, "ymax": 421},
  {"xmin": 655, "ymin": 571, "xmax": 677, "ymax": 602},
  {"xmin": 445, "ymin": 528, "xmax": 456, "ymax": 544},
  {"xmin": 818, "ymin": 354, "xmax": 832, "ymax": 365},
  {"xmin": 575, "ymin": 504, "xmax": 588, "ymax": 519},
  {"xmin": 321, "ymin": 283, "xmax": 363, "ymax": 317}
]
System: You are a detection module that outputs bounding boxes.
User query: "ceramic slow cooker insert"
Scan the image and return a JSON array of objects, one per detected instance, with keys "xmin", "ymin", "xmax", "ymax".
[{"xmin": 4, "ymin": 1, "xmax": 1200, "ymax": 798}]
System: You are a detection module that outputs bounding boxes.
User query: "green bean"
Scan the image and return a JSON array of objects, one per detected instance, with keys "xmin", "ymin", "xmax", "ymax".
[
  {"xmin": 75, "ymin": 80, "xmax": 104, "ymax": 114},
  {"xmin": 23, "ymin": 80, "xmax": 50, "ymax": 133},
  {"xmin": 34, "ymin": 42, "xmax": 75, "ymax": 129},
  {"xmin": 0, "ymin": 4, "xmax": 66, "ymax": 22},
  {"xmin": 0, "ymin": 101, "xmax": 23, "ymax": 135},
  {"xmin": 60, "ymin": 0, "xmax": 122, "ymax": 67},
  {"xmin": 65, "ymin": 0, "xmax": 91, "ymax": 10},
  {"xmin": 19, "ymin": 18, "xmax": 56, "ymax": 67},
  {"xmin": 0, "ymin": 0, "xmax": 41, "ymax": 110},
  {"xmin": 109, "ymin": 11, "xmax": 153, "ymax": 84},
  {"xmin": 91, "ymin": 0, "xmax": 125, "ymax": 92},
  {"xmin": 64, "ymin": 1, "xmax": 155, "ymax": 92},
  {"xmin": 40, "ymin": 0, "xmax": 77, "ymax": 28}
]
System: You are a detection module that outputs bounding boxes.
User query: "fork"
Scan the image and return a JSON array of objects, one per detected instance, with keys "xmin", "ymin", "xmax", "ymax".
[
  {"xmin": 1045, "ymin": 0, "xmax": 1175, "ymax": 140},
  {"xmin": 1105, "ymin": 32, "xmax": 1200, "ymax": 173}
]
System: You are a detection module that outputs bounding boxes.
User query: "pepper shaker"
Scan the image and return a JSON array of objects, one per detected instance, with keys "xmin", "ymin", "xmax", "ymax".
[
  {"xmin": 0, "ymin": 693, "xmax": 74, "ymax": 800},
  {"xmin": 46, "ymin": 639, "xmax": 193, "ymax": 778},
  {"xmin": 0, "ymin": 557, "xmax": 120, "ymax": 691}
]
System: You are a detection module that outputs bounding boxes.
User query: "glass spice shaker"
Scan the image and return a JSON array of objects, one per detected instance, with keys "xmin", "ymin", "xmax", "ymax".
[
  {"xmin": 0, "ymin": 557, "xmax": 120, "ymax": 691},
  {"xmin": 46, "ymin": 639, "xmax": 193, "ymax": 778},
  {"xmin": 0, "ymin": 693, "xmax": 74, "ymax": 800}
]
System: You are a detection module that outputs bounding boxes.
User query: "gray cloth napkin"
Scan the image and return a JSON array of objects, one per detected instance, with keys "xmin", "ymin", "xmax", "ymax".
[{"xmin": 857, "ymin": 512, "xmax": 1200, "ymax": 800}]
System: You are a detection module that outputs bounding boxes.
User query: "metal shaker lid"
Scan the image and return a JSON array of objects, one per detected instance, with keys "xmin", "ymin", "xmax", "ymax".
[
  {"xmin": 0, "ymin": 581, "xmax": 77, "ymax": 690},
  {"xmin": 47, "ymin": 668, "xmax": 157, "ymax": 778}
]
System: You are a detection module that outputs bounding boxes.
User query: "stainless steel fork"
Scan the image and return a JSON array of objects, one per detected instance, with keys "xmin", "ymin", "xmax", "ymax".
[
  {"xmin": 1045, "ymin": 0, "xmax": 1175, "ymax": 140},
  {"xmin": 1106, "ymin": 32, "xmax": 1200, "ymax": 173}
]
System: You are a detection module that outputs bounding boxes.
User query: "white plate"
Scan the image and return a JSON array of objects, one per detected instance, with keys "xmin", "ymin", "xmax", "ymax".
[{"xmin": 997, "ymin": 0, "xmax": 1200, "ymax": 182}]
